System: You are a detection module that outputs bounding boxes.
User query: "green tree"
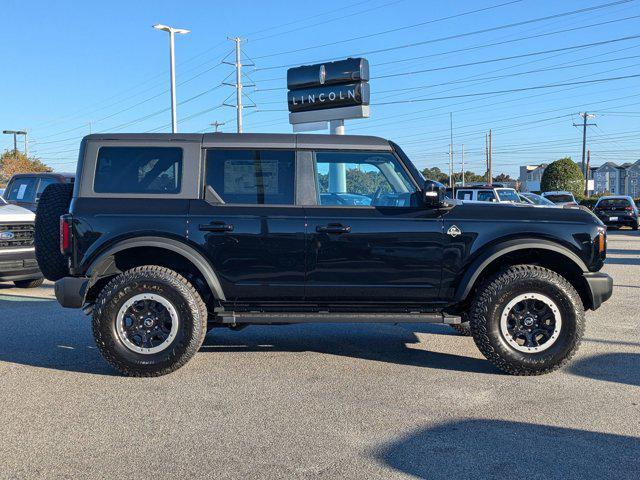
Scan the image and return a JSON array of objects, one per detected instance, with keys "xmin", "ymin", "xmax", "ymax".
[
  {"xmin": 0, "ymin": 150, "xmax": 51, "ymax": 184},
  {"xmin": 421, "ymin": 166, "xmax": 448, "ymax": 184},
  {"xmin": 493, "ymin": 173, "xmax": 513, "ymax": 183},
  {"xmin": 540, "ymin": 157, "xmax": 584, "ymax": 199}
]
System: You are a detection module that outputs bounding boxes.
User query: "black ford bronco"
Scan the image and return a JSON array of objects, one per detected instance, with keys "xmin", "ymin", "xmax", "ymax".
[{"xmin": 35, "ymin": 133, "xmax": 613, "ymax": 377}]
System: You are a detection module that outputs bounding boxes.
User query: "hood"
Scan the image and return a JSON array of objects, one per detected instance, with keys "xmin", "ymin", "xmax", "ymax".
[
  {"xmin": 449, "ymin": 200, "xmax": 600, "ymax": 225},
  {"xmin": 0, "ymin": 202, "xmax": 36, "ymax": 222}
]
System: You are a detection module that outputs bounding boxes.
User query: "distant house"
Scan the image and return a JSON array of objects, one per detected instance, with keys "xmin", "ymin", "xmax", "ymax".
[
  {"xmin": 625, "ymin": 160, "xmax": 640, "ymax": 198},
  {"xmin": 519, "ymin": 164, "xmax": 547, "ymax": 192},
  {"xmin": 593, "ymin": 162, "xmax": 621, "ymax": 195},
  {"xmin": 592, "ymin": 160, "xmax": 640, "ymax": 196}
]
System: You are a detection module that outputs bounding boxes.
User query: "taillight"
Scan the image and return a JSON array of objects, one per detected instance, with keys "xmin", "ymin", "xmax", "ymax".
[{"xmin": 60, "ymin": 214, "xmax": 72, "ymax": 255}]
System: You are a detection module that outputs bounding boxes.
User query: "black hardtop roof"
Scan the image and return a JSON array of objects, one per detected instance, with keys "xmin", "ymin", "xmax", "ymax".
[{"xmin": 82, "ymin": 132, "xmax": 392, "ymax": 151}]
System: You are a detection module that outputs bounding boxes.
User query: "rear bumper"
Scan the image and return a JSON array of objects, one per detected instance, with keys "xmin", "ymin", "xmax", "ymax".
[
  {"xmin": 596, "ymin": 214, "xmax": 637, "ymax": 226},
  {"xmin": 54, "ymin": 276, "xmax": 89, "ymax": 308},
  {"xmin": 0, "ymin": 248, "xmax": 42, "ymax": 282},
  {"xmin": 584, "ymin": 272, "xmax": 613, "ymax": 310}
]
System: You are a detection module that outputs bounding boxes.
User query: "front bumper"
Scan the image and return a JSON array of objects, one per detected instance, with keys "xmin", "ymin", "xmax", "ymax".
[
  {"xmin": 583, "ymin": 272, "xmax": 613, "ymax": 310},
  {"xmin": 55, "ymin": 276, "xmax": 89, "ymax": 308},
  {"xmin": 0, "ymin": 248, "xmax": 42, "ymax": 282}
]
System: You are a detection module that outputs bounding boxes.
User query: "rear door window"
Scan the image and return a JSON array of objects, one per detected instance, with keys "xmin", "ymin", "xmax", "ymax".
[
  {"xmin": 6, "ymin": 177, "xmax": 37, "ymax": 202},
  {"xmin": 94, "ymin": 147, "xmax": 182, "ymax": 194},
  {"xmin": 598, "ymin": 198, "xmax": 632, "ymax": 209},
  {"xmin": 456, "ymin": 190, "xmax": 473, "ymax": 200},
  {"xmin": 205, "ymin": 149, "xmax": 296, "ymax": 205}
]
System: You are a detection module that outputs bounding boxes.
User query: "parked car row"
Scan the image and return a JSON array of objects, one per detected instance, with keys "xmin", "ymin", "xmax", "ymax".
[{"xmin": 0, "ymin": 173, "xmax": 74, "ymax": 288}]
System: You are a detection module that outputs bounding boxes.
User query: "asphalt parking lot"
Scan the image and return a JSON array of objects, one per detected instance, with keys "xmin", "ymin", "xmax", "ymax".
[{"xmin": 0, "ymin": 230, "xmax": 638, "ymax": 479}]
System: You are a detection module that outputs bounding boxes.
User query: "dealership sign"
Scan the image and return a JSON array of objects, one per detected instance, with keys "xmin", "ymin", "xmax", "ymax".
[{"xmin": 287, "ymin": 58, "xmax": 370, "ymax": 128}]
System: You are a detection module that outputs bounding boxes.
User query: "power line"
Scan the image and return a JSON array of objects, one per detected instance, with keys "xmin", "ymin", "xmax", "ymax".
[
  {"xmin": 254, "ymin": 0, "xmax": 632, "ymax": 68},
  {"xmin": 373, "ymin": 73, "xmax": 640, "ymax": 106},
  {"xmin": 254, "ymin": 0, "xmax": 523, "ymax": 57}
]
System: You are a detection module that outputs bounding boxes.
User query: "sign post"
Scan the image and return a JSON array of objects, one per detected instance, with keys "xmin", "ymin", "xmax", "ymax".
[{"xmin": 287, "ymin": 58, "xmax": 370, "ymax": 134}]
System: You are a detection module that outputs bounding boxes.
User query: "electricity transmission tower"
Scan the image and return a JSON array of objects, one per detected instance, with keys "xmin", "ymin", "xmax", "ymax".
[{"xmin": 223, "ymin": 37, "xmax": 256, "ymax": 133}]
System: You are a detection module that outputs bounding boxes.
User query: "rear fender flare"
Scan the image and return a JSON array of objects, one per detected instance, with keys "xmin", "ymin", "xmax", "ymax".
[{"xmin": 86, "ymin": 236, "xmax": 225, "ymax": 300}]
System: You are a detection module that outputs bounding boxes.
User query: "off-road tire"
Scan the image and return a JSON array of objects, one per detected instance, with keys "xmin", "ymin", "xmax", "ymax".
[
  {"xmin": 470, "ymin": 265, "xmax": 584, "ymax": 376},
  {"xmin": 34, "ymin": 183, "xmax": 73, "ymax": 281},
  {"xmin": 450, "ymin": 314, "xmax": 471, "ymax": 336},
  {"xmin": 92, "ymin": 266, "xmax": 208, "ymax": 377},
  {"xmin": 13, "ymin": 278, "xmax": 44, "ymax": 288}
]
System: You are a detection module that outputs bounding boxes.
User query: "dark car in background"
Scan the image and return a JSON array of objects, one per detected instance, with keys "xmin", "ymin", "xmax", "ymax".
[
  {"xmin": 594, "ymin": 196, "xmax": 639, "ymax": 230},
  {"xmin": 4, "ymin": 172, "xmax": 74, "ymax": 212}
]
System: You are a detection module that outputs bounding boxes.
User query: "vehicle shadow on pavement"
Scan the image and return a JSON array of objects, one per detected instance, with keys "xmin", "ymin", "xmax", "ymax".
[
  {"xmin": 202, "ymin": 324, "xmax": 496, "ymax": 374},
  {"xmin": 568, "ymin": 352, "xmax": 640, "ymax": 387},
  {"xmin": 373, "ymin": 419, "xmax": 640, "ymax": 479},
  {"xmin": 0, "ymin": 298, "xmax": 115, "ymax": 376}
]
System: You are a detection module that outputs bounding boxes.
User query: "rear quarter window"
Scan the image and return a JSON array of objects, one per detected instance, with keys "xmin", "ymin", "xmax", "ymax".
[{"xmin": 94, "ymin": 147, "xmax": 182, "ymax": 194}]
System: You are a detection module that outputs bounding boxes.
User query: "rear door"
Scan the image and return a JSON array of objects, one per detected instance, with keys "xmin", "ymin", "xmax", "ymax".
[
  {"xmin": 188, "ymin": 147, "xmax": 307, "ymax": 302},
  {"xmin": 304, "ymin": 149, "xmax": 444, "ymax": 303}
]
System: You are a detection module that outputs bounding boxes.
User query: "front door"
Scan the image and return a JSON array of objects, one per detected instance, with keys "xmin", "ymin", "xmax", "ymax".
[
  {"xmin": 304, "ymin": 150, "xmax": 444, "ymax": 303},
  {"xmin": 189, "ymin": 148, "xmax": 306, "ymax": 302}
]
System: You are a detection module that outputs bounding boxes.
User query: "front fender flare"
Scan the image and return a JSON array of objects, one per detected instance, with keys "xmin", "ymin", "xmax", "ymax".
[
  {"xmin": 86, "ymin": 236, "xmax": 226, "ymax": 300},
  {"xmin": 453, "ymin": 239, "xmax": 588, "ymax": 304}
]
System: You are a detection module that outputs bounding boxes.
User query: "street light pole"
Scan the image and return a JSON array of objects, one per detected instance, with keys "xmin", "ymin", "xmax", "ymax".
[
  {"xmin": 3, "ymin": 130, "xmax": 27, "ymax": 155},
  {"xmin": 153, "ymin": 24, "xmax": 190, "ymax": 133}
]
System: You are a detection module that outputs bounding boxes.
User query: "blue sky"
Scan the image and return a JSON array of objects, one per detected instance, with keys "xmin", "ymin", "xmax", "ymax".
[{"xmin": 1, "ymin": 0, "xmax": 639, "ymax": 177}]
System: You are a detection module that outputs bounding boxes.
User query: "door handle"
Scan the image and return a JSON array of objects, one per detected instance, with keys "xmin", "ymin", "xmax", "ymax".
[
  {"xmin": 199, "ymin": 221, "xmax": 234, "ymax": 232},
  {"xmin": 316, "ymin": 223, "xmax": 351, "ymax": 234}
]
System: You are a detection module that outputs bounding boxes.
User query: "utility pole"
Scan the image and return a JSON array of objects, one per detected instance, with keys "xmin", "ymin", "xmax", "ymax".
[
  {"xmin": 24, "ymin": 131, "xmax": 28, "ymax": 157},
  {"xmin": 573, "ymin": 112, "xmax": 596, "ymax": 176},
  {"xmin": 461, "ymin": 144, "xmax": 465, "ymax": 187},
  {"xmin": 153, "ymin": 24, "xmax": 191, "ymax": 133},
  {"xmin": 3, "ymin": 130, "xmax": 27, "ymax": 155},
  {"xmin": 449, "ymin": 112, "xmax": 454, "ymax": 189},
  {"xmin": 487, "ymin": 129, "xmax": 493, "ymax": 186},
  {"xmin": 585, "ymin": 149, "xmax": 591, "ymax": 197},
  {"xmin": 485, "ymin": 133, "xmax": 489, "ymax": 183},
  {"xmin": 210, "ymin": 121, "xmax": 225, "ymax": 132}
]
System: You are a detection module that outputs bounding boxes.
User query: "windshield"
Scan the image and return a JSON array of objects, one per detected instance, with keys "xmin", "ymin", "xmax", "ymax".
[
  {"xmin": 544, "ymin": 194, "xmax": 574, "ymax": 203},
  {"xmin": 523, "ymin": 193, "xmax": 555, "ymax": 206},
  {"xmin": 496, "ymin": 189, "xmax": 520, "ymax": 202}
]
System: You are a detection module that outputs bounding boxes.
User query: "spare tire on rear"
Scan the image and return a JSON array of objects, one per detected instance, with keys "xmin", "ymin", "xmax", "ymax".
[{"xmin": 35, "ymin": 183, "xmax": 74, "ymax": 281}]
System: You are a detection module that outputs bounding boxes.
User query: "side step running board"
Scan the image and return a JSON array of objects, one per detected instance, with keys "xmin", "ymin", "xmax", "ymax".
[{"xmin": 218, "ymin": 312, "xmax": 461, "ymax": 325}]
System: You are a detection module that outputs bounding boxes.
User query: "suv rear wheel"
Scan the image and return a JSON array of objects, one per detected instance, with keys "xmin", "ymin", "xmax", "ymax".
[
  {"xmin": 470, "ymin": 265, "xmax": 584, "ymax": 375},
  {"xmin": 92, "ymin": 265, "xmax": 207, "ymax": 377}
]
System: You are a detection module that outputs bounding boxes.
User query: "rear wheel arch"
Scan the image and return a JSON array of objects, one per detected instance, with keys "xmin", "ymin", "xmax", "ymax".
[
  {"xmin": 85, "ymin": 237, "xmax": 225, "ymax": 304},
  {"xmin": 454, "ymin": 240, "xmax": 592, "ymax": 310}
]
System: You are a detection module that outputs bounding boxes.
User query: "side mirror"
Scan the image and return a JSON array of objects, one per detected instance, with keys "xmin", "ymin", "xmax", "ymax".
[{"xmin": 422, "ymin": 179, "xmax": 446, "ymax": 207}]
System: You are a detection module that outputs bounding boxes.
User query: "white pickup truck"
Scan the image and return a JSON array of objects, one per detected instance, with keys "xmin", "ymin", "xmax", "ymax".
[{"xmin": 0, "ymin": 195, "xmax": 43, "ymax": 288}]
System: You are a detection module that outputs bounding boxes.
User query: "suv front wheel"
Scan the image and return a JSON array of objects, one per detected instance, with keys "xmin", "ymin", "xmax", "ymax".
[
  {"xmin": 92, "ymin": 266, "xmax": 208, "ymax": 377},
  {"xmin": 470, "ymin": 265, "xmax": 585, "ymax": 375}
]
